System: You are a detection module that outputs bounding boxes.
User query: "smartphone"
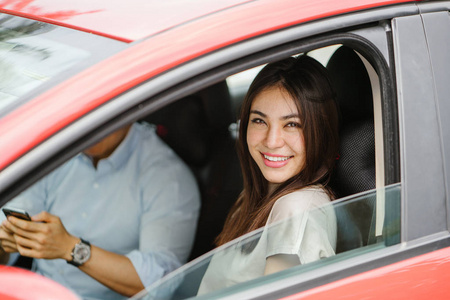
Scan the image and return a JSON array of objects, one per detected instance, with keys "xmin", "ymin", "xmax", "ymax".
[{"xmin": 2, "ymin": 208, "xmax": 32, "ymax": 221}]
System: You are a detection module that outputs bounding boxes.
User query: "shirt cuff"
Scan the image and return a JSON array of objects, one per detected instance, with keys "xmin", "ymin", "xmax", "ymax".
[{"xmin": 126, "ymin": 250, "xmax": 182, "ymax": 287}]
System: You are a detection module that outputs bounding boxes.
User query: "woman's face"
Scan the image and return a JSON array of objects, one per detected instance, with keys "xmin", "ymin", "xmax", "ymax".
[{"xmin": 247, "ymin": 86, "xmax": 306, "ymax": 186}]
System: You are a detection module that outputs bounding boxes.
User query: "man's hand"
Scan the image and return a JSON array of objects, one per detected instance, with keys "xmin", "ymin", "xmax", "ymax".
[
  {"xmin": 0, "ymin": 225, "xmax": 16, "ymax": 264},
  {"xmin": 2, "ymin": 211, "xmax": 78, "ymax": 261},
  {"xmin": 0, "ymin": 223, "xmax": 18, "ymax": 253},
  {"xmin": 4, "ymin": 211, "xmax": 144, "ymax": 296}
]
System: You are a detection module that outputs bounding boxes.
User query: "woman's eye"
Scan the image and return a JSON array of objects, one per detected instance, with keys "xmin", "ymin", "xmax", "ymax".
[
  {"xmin": 286, "ymin": 122, "xmax": 301, "ymax": 128},
  {"xmin": 250, "ymin": 118, "xmax": 265, "ymax": 125}
]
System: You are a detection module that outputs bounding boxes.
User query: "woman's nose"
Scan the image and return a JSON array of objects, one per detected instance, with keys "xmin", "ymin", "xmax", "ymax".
[{"xmin": 264, "ymin": 126, "xmax": 284, "ymax": 149}]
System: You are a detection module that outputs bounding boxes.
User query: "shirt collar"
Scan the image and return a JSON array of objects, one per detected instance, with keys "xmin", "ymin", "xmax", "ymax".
[{"xmin": 80, "ymin": 123, "xmax": 138, "ymax": 170}]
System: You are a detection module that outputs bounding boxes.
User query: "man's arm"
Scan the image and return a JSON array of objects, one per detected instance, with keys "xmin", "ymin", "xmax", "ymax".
[{"xmin": 3, "ymin": 212, "xmax": 144, "ymax": 297}]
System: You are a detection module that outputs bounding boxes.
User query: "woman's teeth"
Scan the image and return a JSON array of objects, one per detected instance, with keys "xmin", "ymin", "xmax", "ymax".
[{"xmin": 264, "ymin": 154, "xmax": 290, "ymax": 162}]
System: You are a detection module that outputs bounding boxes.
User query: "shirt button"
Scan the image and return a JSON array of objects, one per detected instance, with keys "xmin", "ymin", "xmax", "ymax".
[{"xmin": 93, "ymin": 183, "xmax": 99, "ymax": 189}]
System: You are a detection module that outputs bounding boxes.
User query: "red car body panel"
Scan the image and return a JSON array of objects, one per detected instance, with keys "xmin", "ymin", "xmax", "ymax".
[
  {"xmin": 0, "ymin": 0, "xmax": 254, "ymax": 42},
  {"xmin": 0, "ymin": 266, "xmax": 80, "ymax": 300},
  {"xmin": 0, "ymin": 0, "xmax": 418, "ymax": 171},
  {"xmin": 282, "ymin": 246, "xmax": 450, "ymax": 300},
  {"xmin": 0, "ymin": 0, "xmax": 417, "ymax": 43}
]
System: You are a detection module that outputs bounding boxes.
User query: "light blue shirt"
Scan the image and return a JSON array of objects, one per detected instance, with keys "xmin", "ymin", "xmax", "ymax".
[{"xmin": 3, "ymin": 122, "xmax": 200, "ymax": 300}]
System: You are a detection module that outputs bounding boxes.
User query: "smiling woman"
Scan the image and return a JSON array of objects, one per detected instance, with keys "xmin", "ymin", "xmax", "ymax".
[{"xmin": 197, "ymin": 55, "xmax": 339, "ymax": 295}]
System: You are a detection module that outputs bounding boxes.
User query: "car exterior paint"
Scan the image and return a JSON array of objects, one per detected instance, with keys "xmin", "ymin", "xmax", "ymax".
[
  {"xmin": 0, "ymin": 0, "xmax": 254, "ymax": 42},
  {"xmin": 282, "ymin": 246, "xmax": 450, "ymax": 300},
  {"xmin": 0, "ymin": 265, "xmax": 80, "ymax": 299},
  {"xmin": 0, "ymin": 0, "xmax": 416, "ymax": 42}
]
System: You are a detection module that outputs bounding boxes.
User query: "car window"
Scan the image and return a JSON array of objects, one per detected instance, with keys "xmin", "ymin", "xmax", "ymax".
[
  {"xmin": 133, "ymin": 183, "xmax": 400, "ymax": 300},
  {"xmin": 130, "ymin": 40, "xmax": 399, "ymax": 298},
  {"xmin": 0, "ymin": 14, "xmax": 125, "ymax": 117}
]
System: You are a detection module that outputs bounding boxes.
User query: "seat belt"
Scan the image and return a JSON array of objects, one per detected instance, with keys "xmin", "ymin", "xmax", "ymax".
[{"xmin": 356, "ymin": 52, "xmax": 385, "ymax": 238}]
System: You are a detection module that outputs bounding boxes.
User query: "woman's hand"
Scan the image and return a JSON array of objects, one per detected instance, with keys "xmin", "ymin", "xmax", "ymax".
[{"xmin": 2, "ymin": 211, "xmax": 77, "ymax": 261}]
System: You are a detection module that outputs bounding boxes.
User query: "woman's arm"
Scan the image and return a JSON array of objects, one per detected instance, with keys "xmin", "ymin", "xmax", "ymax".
[
  {"xmin": 3, "ymin": 212, "xmax": 144, "ymax": 297},
  {"xmin": 264, "ymin": 254, "xmax": 300, "ymax": 275}
]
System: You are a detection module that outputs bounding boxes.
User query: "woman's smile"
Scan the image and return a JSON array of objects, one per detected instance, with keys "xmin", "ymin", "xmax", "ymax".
[{"xmin": 262, "ymin": 153, "xmax": 293, "ymax": 167}]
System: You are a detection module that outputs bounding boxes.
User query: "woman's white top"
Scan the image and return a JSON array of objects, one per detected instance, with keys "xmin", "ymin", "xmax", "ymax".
[{"xmin": 197, "ymin": 186, "xmax": 337, "ymax": 295}]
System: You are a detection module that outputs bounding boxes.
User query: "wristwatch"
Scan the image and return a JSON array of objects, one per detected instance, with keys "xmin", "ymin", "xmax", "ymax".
[{"xmin": 67, "ymin": 238, "xmax": 91, "ymax": 267}]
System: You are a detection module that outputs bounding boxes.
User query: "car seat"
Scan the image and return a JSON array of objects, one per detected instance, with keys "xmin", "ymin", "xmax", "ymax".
[
  {"xmin": 326, "ymin": 46, "xmax": 376, "ymax": 252},
  {"xmin": 143, "ymin": 81, "xmax": 243, "ymax": 260}
]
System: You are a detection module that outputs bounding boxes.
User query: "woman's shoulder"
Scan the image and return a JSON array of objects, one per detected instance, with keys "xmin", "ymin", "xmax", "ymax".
[
  {"xmin": 277, "ymin": 185, "xmax": 330, "ymax": 205},
  {"xmin": 269, "ymin": 185, "xmax": 331, "ymax": 220}
]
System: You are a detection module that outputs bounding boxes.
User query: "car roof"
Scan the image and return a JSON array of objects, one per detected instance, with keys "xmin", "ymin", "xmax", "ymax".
[
  {"xmin": 0, "ymin": 0, "xmax": 418, "ymax": 43},
  {"xmin": 0, "ymin": 0, "xmax": 255, "ymax": 42}
]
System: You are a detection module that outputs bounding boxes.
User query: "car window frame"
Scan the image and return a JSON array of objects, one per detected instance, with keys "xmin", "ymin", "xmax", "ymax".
[{"xmin": 48, "ymin": 32, "xmax": 402, "ymax": 300}]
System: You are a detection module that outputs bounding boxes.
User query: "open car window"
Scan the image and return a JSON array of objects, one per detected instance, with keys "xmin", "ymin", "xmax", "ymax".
[{"xmin": 133, "ymin": 183, "xmax": 401, "ymax": 300}]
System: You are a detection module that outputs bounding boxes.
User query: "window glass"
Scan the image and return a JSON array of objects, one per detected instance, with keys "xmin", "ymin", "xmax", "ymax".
[
  {"xmin": 0, "ymin": 14, "xmax": 125, "ymax": 117},
  {"xmin": 0, "ymin": 15, "xmax": 88, "ymax": 113},
  {"xmin": 134, "ymin": 184, "xmax": 401, "ymax": 300}
]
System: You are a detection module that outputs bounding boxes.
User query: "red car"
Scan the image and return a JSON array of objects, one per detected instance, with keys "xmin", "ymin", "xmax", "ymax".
[{"xmin": 1, "ymin": 0, "xmax": 449, "ymax": 299}]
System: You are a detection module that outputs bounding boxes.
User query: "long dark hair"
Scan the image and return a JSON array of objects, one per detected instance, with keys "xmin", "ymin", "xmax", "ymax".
[{"xmin": 216, "ymin": 55, "xmax": 339, "ymax": 246}]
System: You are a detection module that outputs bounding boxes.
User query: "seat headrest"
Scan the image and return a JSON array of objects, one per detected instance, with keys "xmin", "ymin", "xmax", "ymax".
[
  {"xmin": 143, "ymin": 81, "xmax": 233, "ymax": 167},
  {"xmin": 195, "ymin": 81, "xmax": 233, "ymax": 132},
  {"xmin": 144, "ymin": 95, "xmax": 210, "ymax": 167},
  {"xmin": 326, "ymin": 46, "xmax": 373, "ymax": 124}
]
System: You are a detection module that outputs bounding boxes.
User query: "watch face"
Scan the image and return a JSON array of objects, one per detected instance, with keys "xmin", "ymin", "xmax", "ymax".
[
  {"xmin": 76, "ymin": 245, "xmax": 90, "ymax": 260},
  {"xmin": 74, "ymin": 242, "xmax": 91, "ymax": 264}
]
